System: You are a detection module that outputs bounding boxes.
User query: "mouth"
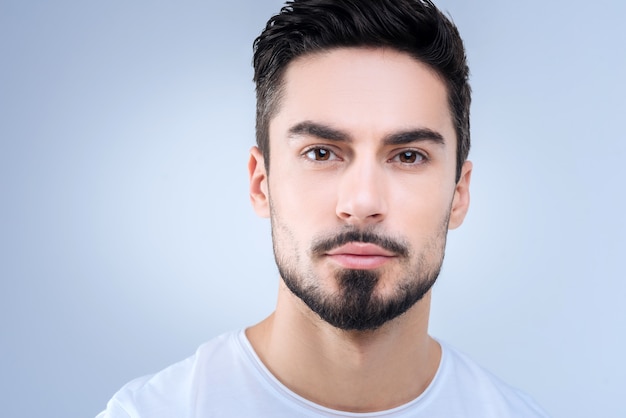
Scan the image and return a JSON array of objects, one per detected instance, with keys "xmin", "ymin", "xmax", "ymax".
[{"xmin": 325, "ymin": 242, "xmax": 397, "ymax": 270}]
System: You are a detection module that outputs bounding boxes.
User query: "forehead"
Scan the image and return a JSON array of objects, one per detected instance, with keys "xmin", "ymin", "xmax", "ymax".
[{"xmin": 270, "ymin": 47, "xmax": 455, "ymax": 145}]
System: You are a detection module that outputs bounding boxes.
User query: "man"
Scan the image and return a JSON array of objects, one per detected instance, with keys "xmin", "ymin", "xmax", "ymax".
[{"xmin": 98, "ymin": 0, "xmax": 550, "ymax": 416}]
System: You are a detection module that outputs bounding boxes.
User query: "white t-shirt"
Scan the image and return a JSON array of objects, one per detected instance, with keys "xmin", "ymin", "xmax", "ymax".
[{"xmin": 97, "ymin": 330, "xmax": 549, "ymax": 417}]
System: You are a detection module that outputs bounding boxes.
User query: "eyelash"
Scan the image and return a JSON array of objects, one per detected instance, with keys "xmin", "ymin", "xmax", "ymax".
[
  {"xmin": 301, "ymin": 146, "xmax": 428, "ymax": 165},
  {"xmin": 302, "ymin": 146, "xmax": 340, "ymax": 162},
  {"xmin": 389, "ymin": 150, "xmax": 427, "ymax": 165}
]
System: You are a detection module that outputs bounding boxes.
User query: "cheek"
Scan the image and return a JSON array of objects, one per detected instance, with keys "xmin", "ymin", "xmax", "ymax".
[
  {"xmin": 270, "ymin": 171, "xmax": 337, "ymax": 219},
  {"xmin": 392, "ymin": 174, "xmax": 454, "ymax": 207},
  {"xmin": 389, "ymin": 181, "xmax": 454, "ymax": 232}
]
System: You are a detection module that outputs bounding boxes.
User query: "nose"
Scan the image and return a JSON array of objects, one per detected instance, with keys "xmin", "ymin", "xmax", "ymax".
[{"xmin": 335, "ymin": 158, "xmax": 388, "ymax": 225}]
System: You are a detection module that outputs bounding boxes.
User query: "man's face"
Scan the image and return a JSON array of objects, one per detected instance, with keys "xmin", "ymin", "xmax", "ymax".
[{"xmin": 249, "ymin": 47, "xmax": 471, "ymax": 331}]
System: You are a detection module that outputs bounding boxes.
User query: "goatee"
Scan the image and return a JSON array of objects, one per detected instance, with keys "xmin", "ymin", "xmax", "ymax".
[{"xmin": 275, "ymin": 229, "xmax": 443, "ymax": 331}]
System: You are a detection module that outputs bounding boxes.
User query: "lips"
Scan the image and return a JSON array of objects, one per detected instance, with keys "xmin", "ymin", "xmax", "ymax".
[
  {"xmin": 325, "ymin": 243, "xmax": 396, "ymax": 269},
  {"xmin": 326, "ymin": 243, "xmax": 396, "ymax": 257}
]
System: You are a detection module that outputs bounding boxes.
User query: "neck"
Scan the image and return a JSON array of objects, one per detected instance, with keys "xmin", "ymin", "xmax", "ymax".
[{"xmin": 246, "ymin": 281, "xmax": 441, "ymax": 412}]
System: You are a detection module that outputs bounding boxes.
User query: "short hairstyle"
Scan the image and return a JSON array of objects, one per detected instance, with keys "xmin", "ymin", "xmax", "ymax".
[{"xmin": 253, "ymin": 0, "xmax": 470, "ymax": 181}]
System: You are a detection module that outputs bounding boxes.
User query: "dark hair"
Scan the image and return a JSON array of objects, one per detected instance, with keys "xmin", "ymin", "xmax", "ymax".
[{"xmin": 253, "ymin": 0, "xmax": 470, "ymax": 181}]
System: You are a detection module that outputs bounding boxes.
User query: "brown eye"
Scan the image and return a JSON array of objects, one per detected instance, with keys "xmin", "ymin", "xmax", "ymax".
[
  {"xmin": 397, "ymin": 151, "xmax": 423, "ymax": 164},
  {"xmin": 304, "ymin": 147, "xmax": 335, "ymax": 161},
  {"xmin": 315, "ymin": 149, "xmax": 330, "ymax": 160}
]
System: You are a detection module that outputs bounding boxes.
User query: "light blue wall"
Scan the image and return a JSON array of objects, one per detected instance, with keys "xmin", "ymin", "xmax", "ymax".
[{"xmin": 1, "ymin": 1, "xmax": 624, "ymax": 417}]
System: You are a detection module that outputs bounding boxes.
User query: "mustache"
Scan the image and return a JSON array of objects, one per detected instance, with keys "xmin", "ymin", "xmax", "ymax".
[{"xmin": 311, "ymin": 229, "xmax": 409, "ymax": 258}]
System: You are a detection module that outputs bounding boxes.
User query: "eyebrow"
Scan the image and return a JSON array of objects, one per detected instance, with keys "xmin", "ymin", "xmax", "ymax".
[
  {"xmin": 382, "ymin": 128, "xmax": 445, "ymax": 146},
  {"xmin": 288, "ymin": 121, "xmax": 350, "ymax": 142},
  {"xmin": 287, "ymin": 121, "xmax": 445, "ymax": 146}
]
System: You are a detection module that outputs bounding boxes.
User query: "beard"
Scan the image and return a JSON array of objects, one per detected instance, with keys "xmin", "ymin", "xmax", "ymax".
[{"xmin": 273, "ymin": 226, "xmax": 447, "ymax": 331}]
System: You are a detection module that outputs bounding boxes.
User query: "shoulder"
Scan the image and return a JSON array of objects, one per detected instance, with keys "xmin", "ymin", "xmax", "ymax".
[
  {"xmin": 97, "ymin": 331, "xmax": 241, "ymax": 418},
  {"xmin": 433, "ymin": 340, "xmax": 550, "ymax": 417}
]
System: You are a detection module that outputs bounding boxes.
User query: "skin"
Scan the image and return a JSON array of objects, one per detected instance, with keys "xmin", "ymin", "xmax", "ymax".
[{"xmin": 247, "ymin": 47, "xmax": 472, "ymax": 412}]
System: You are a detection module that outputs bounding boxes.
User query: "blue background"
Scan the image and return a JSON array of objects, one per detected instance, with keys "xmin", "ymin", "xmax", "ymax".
[{"xmin": 1, "ymin": 1, "xmax": 624, "ymax": 417}]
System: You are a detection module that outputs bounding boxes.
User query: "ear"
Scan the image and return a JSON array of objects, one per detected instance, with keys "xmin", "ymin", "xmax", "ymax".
[
  {"xmin": 448, "ymin": 160, "xmax": 472, "ymax": 230},
  {"xmin": 248, "ymin": 146, "xmax": 270, "ymax": 218}
]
